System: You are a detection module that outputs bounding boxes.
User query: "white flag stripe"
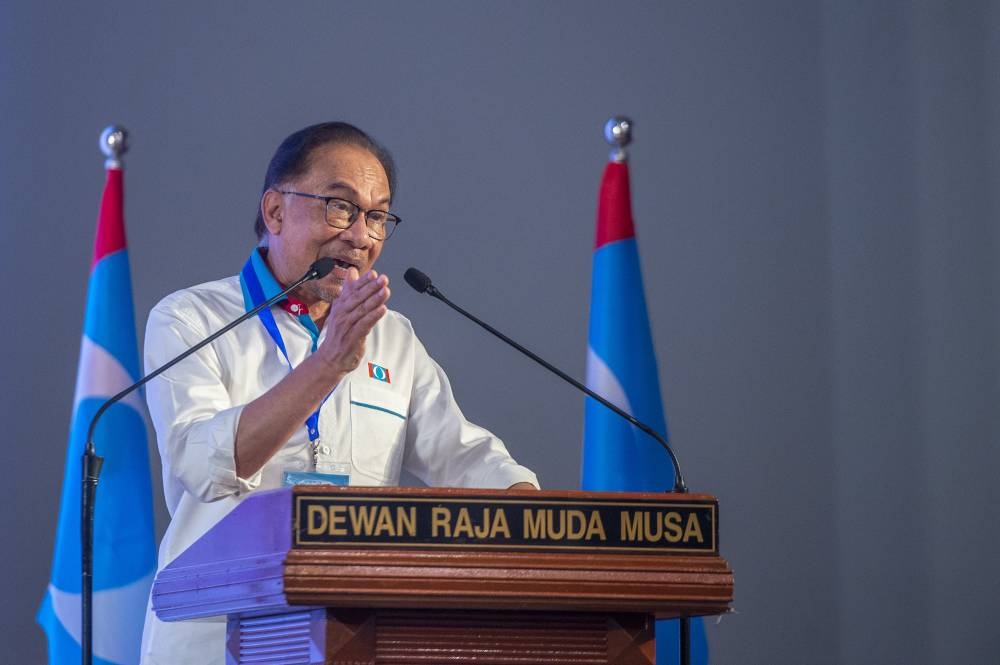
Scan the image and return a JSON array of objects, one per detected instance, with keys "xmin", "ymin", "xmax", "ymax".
[
  {"xmin": 72, "ymin": 336, "xmax": 147, "ymax": 416},
  {"xmin": 585, "ymin": 345, "xmax": 633, "ymax": 415},
  {"xmin": 47, "ymin": 573, "xmax": 153, "ymax": 664}
]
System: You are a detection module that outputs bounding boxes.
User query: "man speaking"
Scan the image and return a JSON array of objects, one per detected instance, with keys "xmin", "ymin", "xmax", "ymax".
[{"xmin": 140, "ymin": 122, "xmax": 537, "ymax": 664}]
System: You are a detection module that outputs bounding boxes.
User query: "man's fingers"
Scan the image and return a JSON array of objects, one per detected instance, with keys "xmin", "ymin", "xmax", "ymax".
[
  {"xmin": 340, "ymin": 270, "xmax": 388, "ymax": 305},
  {"xmin": 337, "ymin": 276, "xmax": 389, "ymax": 317},
  {"xmin": 321, "ymin": 301, "xmax": 388, "ymax": 372},
  {"xmin": 323, "ymin": 277, "xmax": 389, "ymax": 341},
  {"xmin": 316, "ymin": 270, "xmax": 391, "ymax": 373},
  {"xmin": 341, "ymin": 304, "xmax": 388, "ymax": 343},
  {"xmin": 333, "ymin": 286, "xmax": 389, "ymax": 332}
]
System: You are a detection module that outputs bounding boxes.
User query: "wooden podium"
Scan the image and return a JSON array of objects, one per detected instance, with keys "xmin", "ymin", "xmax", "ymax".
[{"xmin": 152, "ymin": 486, "xmax": 733, "ymax": 665}]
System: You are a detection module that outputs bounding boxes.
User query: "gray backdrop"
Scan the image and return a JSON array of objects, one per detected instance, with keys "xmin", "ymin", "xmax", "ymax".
[{"xmin": 3, "ymin": 2, "xmax": 998, "ymax": 663}]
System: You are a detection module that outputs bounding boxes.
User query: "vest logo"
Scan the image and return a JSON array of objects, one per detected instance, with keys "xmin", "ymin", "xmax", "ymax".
[{"xmin": 368, "ymin": 362, "xmax": 391, "ymax": 383}]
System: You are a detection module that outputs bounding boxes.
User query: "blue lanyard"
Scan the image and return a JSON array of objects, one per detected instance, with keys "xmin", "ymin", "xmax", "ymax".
[{"xmin": 239, "ymin": 252, "xmax": 328, "ymax": 444}]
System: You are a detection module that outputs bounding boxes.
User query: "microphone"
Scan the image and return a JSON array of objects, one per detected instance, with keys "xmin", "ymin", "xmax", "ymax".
[
  {"xmin": 403, "ymin": 267, "xmax": 687, "ymax": 493},
  {"xmin": 404, "ymin": 267, "xmax": 435, "ymax": 295},
  {"xmin": 80, "ymin": 256, "xmax": 334, "ymax": 665}
]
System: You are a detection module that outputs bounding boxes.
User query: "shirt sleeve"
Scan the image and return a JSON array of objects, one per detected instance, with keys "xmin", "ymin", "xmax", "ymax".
[
  {"xmin": 401, "ymin": 332, "xmax": 539, "ymax": 490},
  {"xmin": 144, "ymin": 295, "xmax": 262, "ymax": 513}
]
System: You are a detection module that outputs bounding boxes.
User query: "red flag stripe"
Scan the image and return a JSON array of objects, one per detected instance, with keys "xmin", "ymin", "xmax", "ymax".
[
  {"xmin": 594, "ymin": 161, "xmax": 635, "ymax": 250},
  {"xmin": 92, "ymin": 167, "xmax": 126, "ymax": 267}
]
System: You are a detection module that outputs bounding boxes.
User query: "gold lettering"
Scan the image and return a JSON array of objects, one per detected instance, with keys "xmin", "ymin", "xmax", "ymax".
[
  {"xmin": 453, "ymin": 507, "xmax": 475, "ymax": 538},
  {"xmin": 431, "ymin": 507, "xmax": 451, "ymax": 537},
  {"xmin": 683, "ymin": 513, "xmax": 705, "ymax": 543},
  {"xmin": 566, "ymin": 510, "xmax": 586, "ymax": 539},
  {"xmin": 349, "ymin": 505, "xmax": 378, "ymax": 536},
  {"xmin": 523, "ymin": 509, "xmax": 545, "ymax": 539},
  {"xmin": 306, "ymin": 504, "xmax": 327, "ymax": 535},
  {"xmin": 546, "ymin": 509, "xmax": 565, "ymax": 539},
  {"xmin": 397, "ymin": 506, "xmax": 417, "ymax": 537},
  {"xmin": 474, "ymin": 509, "xmax": 490, "ymax": 539},
  {"xmin": 621, "ymin": 511, "xmax": 641, "ymax": 541},
  {"xmin": 585, "ymin": 511, "xmax": 606, "ymax": 541},
  {"xmin": 373, "ymin": 506, "xmax": 396, "ymax": 537},
  {"xmin": 329, "ymin": 505, "xmax": 347, "ymax": 536},
  {"xmin": 664, "ymin": 511, "xmax": 684, "ymax": 543},
  {"xmin": 643, "ymin": 512, "xmax": 663, "ymax": 541},
  {"xmin": 490, "ymin": 508, "xmax": 511, "ymax": 538}
]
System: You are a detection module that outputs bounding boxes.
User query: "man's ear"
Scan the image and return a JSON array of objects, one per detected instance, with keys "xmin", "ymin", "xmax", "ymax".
[{"xmin": 261, "ymin": 189, "xmax": 284, "ymax": 235}]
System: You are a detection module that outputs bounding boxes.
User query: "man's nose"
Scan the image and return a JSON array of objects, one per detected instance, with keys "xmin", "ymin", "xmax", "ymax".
[{"xmin": 340, "ymin": 215, "xmax": 373, "ymax": 247}]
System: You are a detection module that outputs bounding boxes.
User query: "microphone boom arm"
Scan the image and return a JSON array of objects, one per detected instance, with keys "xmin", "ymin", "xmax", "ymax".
[{"xmin": 417, "ymin": 279, "xmax": 687, "ymax": 493}]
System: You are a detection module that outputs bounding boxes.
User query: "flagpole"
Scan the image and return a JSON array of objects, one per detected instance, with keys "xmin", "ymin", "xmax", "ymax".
[
  {"xmin": 80, "ymin": 125, "xmax": 128, "ymax": 665},
  {"xmin": 603, "ymin": 116, "xmax": 691, "ymax": 665}
]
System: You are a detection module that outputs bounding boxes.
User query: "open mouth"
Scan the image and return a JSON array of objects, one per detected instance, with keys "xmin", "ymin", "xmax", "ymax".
[{"xmin": 329, "ymin": 258, "xmax": 360, "ymax": 273}]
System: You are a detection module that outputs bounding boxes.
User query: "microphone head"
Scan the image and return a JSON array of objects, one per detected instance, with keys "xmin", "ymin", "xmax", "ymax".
[
  {"xmin": 310, "ymin": 257, "xmax": 336, "ymax": 279},
  {"xmin": 404, "ymin": 267, "xmax": 433, "ymax": 293}
]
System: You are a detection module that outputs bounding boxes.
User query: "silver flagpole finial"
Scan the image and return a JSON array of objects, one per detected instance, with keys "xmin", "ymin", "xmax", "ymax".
[
  {"xmin": 604, "ymin": 116, "xmax": 633, "ymax": 163},
  {"xmin": 99, "ymin": 125, "xmax": 129, "ymax": 169}
]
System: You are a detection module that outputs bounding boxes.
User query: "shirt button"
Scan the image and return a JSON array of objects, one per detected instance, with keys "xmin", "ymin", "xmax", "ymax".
[{"xmin": 320, "ymin": 445, "xmax": 331, "ymax": 455}]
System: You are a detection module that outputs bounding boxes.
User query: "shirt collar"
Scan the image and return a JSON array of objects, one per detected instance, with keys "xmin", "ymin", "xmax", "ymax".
[{"xmin": 242, "ymin": 247, "xmax": 320, "ymax": 340}]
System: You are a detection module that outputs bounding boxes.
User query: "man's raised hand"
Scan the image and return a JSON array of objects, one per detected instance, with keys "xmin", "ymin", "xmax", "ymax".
[{"xmin": 318, "ymin": 268, "xmax": 390, "ymax": 375}]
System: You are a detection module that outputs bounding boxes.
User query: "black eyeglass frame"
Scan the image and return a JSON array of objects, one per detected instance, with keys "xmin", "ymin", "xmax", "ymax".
[{"xmin": 276, "ymin": 189, "xmax": 402, "ymax": 240}]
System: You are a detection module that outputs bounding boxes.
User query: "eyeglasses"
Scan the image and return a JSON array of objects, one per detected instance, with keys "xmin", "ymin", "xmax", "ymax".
[{"xmin": 277, "ymin": 190, "xmax": 401, "ymax": 240}]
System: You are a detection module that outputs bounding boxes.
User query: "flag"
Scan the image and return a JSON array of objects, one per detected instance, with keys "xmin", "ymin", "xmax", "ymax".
[
  {"xmin": 581, "ymin": 154, "xmax": 709, "ymax": 664},
  {"xmin": 38, "ymin": 157, "xmax": 157, "ymax": 664}
]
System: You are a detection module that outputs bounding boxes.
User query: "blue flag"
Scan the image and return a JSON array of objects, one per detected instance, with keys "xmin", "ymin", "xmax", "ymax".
[
  {"xmin": 581, "ymin": 157, "xmax": 709, "ymax": 664},
  {"xmin": 38, "ymin": 163, "xmax": 157, "ymax": 664}
]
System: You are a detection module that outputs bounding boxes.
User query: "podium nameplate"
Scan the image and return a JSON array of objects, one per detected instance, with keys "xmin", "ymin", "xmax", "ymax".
[
  {"xmin": 153, "ymin": 485, "xmax": 733, "ymax": 641},
  {"xmin": 294, "ymin": 489, "xmax": 717, "ymax": 554}
]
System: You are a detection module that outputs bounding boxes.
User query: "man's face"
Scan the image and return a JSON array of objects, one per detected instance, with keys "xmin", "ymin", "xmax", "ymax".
[{"xmin": 262, "ymin": 142, "xmax": 391, "ymax": 302}]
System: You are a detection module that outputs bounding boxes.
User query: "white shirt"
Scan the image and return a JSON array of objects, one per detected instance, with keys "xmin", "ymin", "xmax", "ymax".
[{"xmin": 139, "ymin": 274, "xmax": 537, "ymax": 665}]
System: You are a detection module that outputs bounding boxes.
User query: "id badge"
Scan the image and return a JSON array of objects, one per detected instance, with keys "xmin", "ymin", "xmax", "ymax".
[{"xmin": 283, "ymin": 462, "xmax": 351, "ymax": 487}]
